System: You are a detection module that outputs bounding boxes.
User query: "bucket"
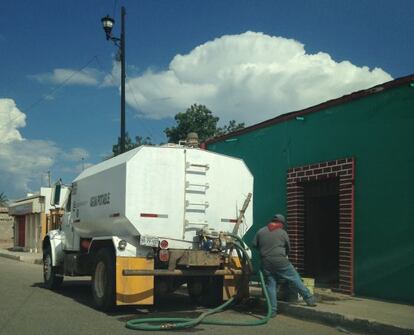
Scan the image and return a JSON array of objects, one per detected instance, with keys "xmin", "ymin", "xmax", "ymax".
[{"xmin": 302, "ymin": 277, "xmax": 315, "ymax": 295}]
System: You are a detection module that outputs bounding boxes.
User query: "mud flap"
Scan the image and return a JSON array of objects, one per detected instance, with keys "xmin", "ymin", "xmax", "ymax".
[{"xmin": 116, "ymin": 257, "xmax": 154, "ymax": 305}]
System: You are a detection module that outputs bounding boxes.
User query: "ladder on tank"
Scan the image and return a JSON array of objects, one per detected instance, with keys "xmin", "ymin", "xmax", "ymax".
[{"xmin": 182, "ymin": 155, "xmax": 210, "ymax": 239}]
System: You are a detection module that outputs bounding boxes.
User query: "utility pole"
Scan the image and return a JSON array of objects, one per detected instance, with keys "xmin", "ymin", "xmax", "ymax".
[
  {"xmin": 120, "ymin": 6, "xmax": 126, "ymax": 154},
  {"xmin": 101, "ymin": 6, "xmax": 127, "ymax": 154}
]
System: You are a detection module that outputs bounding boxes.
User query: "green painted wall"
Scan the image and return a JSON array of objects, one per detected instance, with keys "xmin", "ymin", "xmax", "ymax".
[{"xmin": 208, "ymin": 84, "xmax": 414, "ymax": 304}]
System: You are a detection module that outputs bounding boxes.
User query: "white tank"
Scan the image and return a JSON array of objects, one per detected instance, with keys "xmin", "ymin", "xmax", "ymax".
[{"xmin": 71, "ymin": 146, "xmax": 253, "ymax": 247}]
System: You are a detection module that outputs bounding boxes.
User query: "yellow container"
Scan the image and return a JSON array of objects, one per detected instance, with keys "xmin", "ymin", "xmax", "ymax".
[{"xmin": 302, "ymin": 277, "xmax": 315, "ymax": 295}]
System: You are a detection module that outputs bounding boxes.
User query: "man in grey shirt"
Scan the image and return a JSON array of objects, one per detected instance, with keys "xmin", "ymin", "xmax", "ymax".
[{"xmin": 252, "ymin": 214, "xmax": 316, "ymax": 317}]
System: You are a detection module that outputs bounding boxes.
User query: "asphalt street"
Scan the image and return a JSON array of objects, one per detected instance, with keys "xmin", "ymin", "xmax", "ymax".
[{"xmin": 0, "ymin": 257, "xmax": 354, "ymax": 335}]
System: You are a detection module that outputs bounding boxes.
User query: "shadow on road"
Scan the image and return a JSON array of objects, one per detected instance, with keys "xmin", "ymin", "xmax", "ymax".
[{"xmin": 31, "ymin": 280, "xmax": 262, "ymax": 329}]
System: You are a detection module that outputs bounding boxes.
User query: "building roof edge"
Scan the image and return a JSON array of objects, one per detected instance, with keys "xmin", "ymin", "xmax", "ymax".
[{"xmin": 205, "ymin": 74, "xmax": 414, "ymax": 145}]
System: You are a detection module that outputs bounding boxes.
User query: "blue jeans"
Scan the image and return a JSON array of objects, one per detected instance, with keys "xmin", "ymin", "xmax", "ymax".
[{"xmin": 263, "ymin": 263, "xmax": 313, "ymax": 314}]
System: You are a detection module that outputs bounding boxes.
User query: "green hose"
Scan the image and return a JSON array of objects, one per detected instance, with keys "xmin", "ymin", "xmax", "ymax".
[{"xmin": 125, "ymin": 270, "xmax": 272, "ymax": 331}]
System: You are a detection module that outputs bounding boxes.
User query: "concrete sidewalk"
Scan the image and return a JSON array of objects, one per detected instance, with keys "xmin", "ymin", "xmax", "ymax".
[
  {"xmin": 252, "ymin": 286, "xmax": 414, "ymax": 335},
  {"xmin": 0, "ymin": 248, "xmax": 42, "ymax": 265}
]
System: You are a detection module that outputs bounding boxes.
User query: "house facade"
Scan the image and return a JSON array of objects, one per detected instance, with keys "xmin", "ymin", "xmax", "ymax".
[
  {"xmin": 0, "ymin": 207, "xmax": 14, "ymax": 248},
  {"xmin": 8, "ymin": 187, "xmax": 68, "ymax": 253},
  {"xmin": 206, "ymin": 75, "xmax": 414, "ymax": 304}
]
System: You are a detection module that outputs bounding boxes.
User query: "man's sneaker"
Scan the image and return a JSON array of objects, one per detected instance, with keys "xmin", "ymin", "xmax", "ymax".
[
  {"xmin": 270, "ymin": 311, "xmax": 277, "ymax": 318},
  {"xmin": 305, "ymin": 297, "xmax": 317, "ymax": 307}
]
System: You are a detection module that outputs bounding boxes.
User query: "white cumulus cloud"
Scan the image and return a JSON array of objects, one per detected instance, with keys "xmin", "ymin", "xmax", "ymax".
[
  {"xmin": 0, "ymin": 99, "xmax": 26, "ymax": 143},
  {"xmin": 0, "ymin": 99, "xmax": 89, "ymax": 198},
  {"xmin": 30, "ymin": 67, "xmax": 102, "ymax": 86},
  {"xmin": 124, "ymin": 32, "xmax": 392, "ymax": 124},
  {"xmin": 0, "ymin": 139, "xmax": 59, "ymax": 197}
]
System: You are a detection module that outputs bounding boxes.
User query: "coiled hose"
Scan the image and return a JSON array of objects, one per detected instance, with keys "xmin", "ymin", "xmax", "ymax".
[{"xmin": 126, "ymin": 240, "xmax": 272, "ymax": 331}]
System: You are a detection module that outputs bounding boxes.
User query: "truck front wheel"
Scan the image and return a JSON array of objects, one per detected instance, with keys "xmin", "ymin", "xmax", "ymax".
[
  {"xmin": 43, "ymin": 247, "xmax": 63, "ymax": 289},
  {"xmin": 91, "ymin": 248, "xmax": 115, "ymax": 311}
]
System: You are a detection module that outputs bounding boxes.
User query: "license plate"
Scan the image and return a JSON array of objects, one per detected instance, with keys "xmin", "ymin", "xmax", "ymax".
[{"xmin": 140, "ymin": 235, "xmax": 159, "ymax": 247}]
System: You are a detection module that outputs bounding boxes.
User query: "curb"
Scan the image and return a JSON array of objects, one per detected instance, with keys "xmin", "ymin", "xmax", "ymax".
[
  {"xmin": 0, "ymin": 251, "xmax": 42, "ymax": 265},
  {"xmin": 0, "ymin": 252, "xmax": 20, "ymax": 262},
  {"xmin": 278, "ymin": 301, "xmax": 414, "ymax": 335}
]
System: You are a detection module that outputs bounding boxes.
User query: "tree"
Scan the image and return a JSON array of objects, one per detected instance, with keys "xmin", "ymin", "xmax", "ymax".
[
  {"xmin": 164, "ymin": 104, "xmax": 219, "ymax": 143},
  {"xmin": 112, "ymin": 132, "xmax": 153, "ymax": 157},
  {"xmin": 164, "ymin": 104, "xmax": 244, "ymax": 143},
  {"xmin": 0, "ymin": 192, "xmax": 8, "ymax": 207},
  {"xmin": 216, "ymin": 120, "xmax": 245, "ymax": 136}
]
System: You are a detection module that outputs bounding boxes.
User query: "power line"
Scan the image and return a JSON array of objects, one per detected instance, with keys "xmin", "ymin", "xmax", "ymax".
[
  {"xmin": 0, "ymin": 56, "xmax": 98, "ymax": 133},
  {"xmin": 94, "ymin": 55, "xmax": 156, "ymax": 141}
]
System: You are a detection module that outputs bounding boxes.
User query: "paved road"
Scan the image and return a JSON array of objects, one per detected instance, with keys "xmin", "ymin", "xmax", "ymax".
[{"xmin": 0, "ymin": 257, "xmax": 352, "ymax": 335}]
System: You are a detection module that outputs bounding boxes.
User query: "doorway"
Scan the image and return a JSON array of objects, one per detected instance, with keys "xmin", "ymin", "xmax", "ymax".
[
  {"xmin": 304, "ymin": 178, "xmax": 339, "ymax": 287},
  {"xmin": 17, "ymin": 216, "xmax": 25, "ymax": 247}
]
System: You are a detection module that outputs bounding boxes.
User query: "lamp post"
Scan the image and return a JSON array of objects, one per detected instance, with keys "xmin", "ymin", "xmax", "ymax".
[{"xmin": 101, "ymin": 6, "xmax": 126, "ymax": 154}]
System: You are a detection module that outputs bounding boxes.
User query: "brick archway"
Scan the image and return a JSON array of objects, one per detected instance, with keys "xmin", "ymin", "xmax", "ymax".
[{"xmin": 286, "ymin": 158, "xmax": 355, "ymax": 294}]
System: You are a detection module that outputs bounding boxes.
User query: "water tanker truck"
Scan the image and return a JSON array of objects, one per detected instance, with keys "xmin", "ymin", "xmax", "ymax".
[{"xmin": 43, "ymin": 144, "xmax": 253, "ymax": 311}]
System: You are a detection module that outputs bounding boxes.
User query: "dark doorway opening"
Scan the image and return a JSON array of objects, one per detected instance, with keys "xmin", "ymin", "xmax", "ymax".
[
  {"xmin": 17, "ymin": 216, "xmax": 25, "ymax": 247},
  {"xmin": 304, "ymin": 178, "xmax": 339, "ymax": 287}
]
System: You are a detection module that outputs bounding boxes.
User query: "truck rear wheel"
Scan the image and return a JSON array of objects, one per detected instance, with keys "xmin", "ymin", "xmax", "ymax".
[
  {"xmin": 43, "ymin": 247, "xmax": 63, "ymax": 289},
  {"xmin": 188, "ymin": 276, "xmax": 223, "ymax": 307},
  {"xmin": 92, "ymin": 248, "xmax": 115, "ymax": 311}
]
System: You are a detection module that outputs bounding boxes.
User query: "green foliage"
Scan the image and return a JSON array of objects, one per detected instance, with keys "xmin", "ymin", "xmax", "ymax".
[
  {"xmin": 216, "ymin": 120, "xmax": 245, "ymax": 136},
  {"xmin": 0, "ymin": 192, "xmax": 8, "ymax": 207},
  {"xmin": 164, "ymin": 104, "xmax": 245, "ymax": 143},
  {"xmin": 110, "ymin": 104, "xmax": 244, "ymax": 157},
  {"xmin": 112, "ymin": 132, "xmax": 153, "ymax": 157},
  {"xmin": 164, "ymin": 104, "xmax": 219, "ymax": 143}
]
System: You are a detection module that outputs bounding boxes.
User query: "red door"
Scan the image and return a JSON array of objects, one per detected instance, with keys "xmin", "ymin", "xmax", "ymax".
[{"xmin": 17, "ymin": 216, "xmax": 25, "ymax": 247}]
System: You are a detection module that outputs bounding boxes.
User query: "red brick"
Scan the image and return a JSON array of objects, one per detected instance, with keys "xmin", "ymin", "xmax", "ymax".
[
  {"xmin": 340, "ymin": 180, "xmax": 353, "ymax": 186},
  {"xmin": 339, "ymin": 187, "xmax": 352, "ymax": 195}
]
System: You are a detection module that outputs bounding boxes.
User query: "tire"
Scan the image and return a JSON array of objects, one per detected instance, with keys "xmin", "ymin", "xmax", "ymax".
[
  {"xmin": 43, "ymin": 247, "xmax": 63, "ymax": 289},
  {"xmin": 187, "ymin": 277, "xmax": 207, "ymax": 304},
  {"xmin": 188, "ymin": 276, "xmax": 223, "ymax": 307},
  {"xmin": 91, "ymin": 248, "xmax": 115, "ymax": 311}
]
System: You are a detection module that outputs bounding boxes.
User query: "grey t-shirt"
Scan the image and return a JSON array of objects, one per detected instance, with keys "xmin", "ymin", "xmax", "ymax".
[{"xmin": 252, "ymin": 225, "xmax": 291, "ymax": 270}]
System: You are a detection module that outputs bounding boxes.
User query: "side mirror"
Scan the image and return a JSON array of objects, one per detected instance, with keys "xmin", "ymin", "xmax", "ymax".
[{"xmin": 50, "ymin": 181, "xmax": 62, "ymax": 206}]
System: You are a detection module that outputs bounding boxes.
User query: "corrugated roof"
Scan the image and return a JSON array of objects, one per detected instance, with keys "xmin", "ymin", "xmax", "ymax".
[{"xmin": 206, "ymin": 74, "xmax": 414, "ymax": 145}]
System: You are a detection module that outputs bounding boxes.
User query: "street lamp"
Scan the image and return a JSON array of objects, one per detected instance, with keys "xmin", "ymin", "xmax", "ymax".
[{"xmin": 101, "ymin": 7, "xmax": 126, "ymax": 154}]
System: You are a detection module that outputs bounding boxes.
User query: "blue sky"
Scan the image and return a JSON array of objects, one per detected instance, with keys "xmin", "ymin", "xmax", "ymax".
[{"xmin": 0, "ymin": 0, "xmax": 413, "ymax": 199}]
